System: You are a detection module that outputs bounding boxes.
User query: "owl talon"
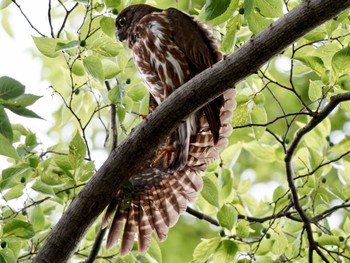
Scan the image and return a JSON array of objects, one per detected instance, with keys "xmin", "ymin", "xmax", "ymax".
[{"xmin": 153, "ymin": 146, "xmax": 177, "ymax": 168}]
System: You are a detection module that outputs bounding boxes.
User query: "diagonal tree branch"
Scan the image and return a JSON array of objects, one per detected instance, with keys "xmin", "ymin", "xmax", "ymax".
[{"xmin": 33, "ymin": 0, "xmax": 350, "ymax": 262}]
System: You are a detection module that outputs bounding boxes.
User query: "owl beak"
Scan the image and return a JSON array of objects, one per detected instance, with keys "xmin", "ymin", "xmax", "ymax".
[{"xmin": 117, "ymin": 31, "xmax": 126, "ymax": 42}]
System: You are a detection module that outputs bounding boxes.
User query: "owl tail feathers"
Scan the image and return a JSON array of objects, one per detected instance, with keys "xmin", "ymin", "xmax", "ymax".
[{"xmin": 102, "ymin": 166, "xmax": 201, "ymax": 256}]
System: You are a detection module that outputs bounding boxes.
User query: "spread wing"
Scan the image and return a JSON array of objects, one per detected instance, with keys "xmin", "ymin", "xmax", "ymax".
[
  {"xmin": 166, "ymin": 8, "xmax": 224, "ymax": 143},
  {"xmin": 103, "ymin": 89, "xmax": 236, "ymax": 255}
]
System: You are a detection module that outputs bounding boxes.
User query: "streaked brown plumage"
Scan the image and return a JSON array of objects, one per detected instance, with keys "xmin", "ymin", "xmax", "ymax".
[
  {"xmin": 102, "ymin": 4, "xmax": 236, "ymax": 256},
  {"xmin": 116, "ymin": 4, "xmax": 224, "ymax": 170}
]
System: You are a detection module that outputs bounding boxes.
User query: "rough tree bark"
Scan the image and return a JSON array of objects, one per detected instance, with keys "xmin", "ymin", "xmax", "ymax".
[{"xmin": 33, "ymin": 0, "xmax": 350, "ymax": 262}]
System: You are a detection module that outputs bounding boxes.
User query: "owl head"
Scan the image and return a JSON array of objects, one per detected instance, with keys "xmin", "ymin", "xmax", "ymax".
[{"xmin": 115, "ymin": 4, "xmax": 161, "ymax": 42}]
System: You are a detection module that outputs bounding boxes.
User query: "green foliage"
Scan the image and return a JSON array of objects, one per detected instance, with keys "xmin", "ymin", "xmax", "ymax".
[
  {"xmin": 1, "ymin": 0, "xmax": 350, "ymax": 262},
  {"xmin": 203, "ymin": 0, "xmax": 231, "ymax": 21}
]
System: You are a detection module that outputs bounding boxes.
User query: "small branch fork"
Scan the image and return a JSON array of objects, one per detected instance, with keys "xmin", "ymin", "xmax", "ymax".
[{"xmin": 285, "ymin": 92, "xmax": 350, "ymax": 262}]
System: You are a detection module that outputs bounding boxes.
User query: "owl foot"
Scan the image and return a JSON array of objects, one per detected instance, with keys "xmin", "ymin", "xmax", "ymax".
[{"xmin": 152, "ymin": 145, "xmax": 178, "ymax": 168}]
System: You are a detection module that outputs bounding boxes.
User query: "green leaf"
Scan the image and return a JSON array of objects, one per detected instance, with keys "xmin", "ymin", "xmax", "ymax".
[
  {"xmin": 0, "ymin": 134, "xmax": 20, "ymax": 160},
  {"xmin": 91, "ymin": 37, "xmax": 120, "ymax": 57},
  {"xmin": 83, "ymin": 55, "xmax": 104, "ymax": 83},
  {"xmin": 308, "ymin": 80, "xmax": 323, "ymax": 101},
  {"xmin": 78, "ymin": 161, "xmax": 95, "ymax": 182},
  {"xmin": 272, "ymin": 185, "xmax": 286, "ymax": 202},
  {"xmin": 343, "ymin": 217, "xmax": 350, "ymax": 233},
  {"xmin": 304, "ymin": 25, "xmax": 326, "ymax": 41},
  {"xmin": 232, "ymin": 103, "xmax": 249, "ymax": 126},
  {"xmin": 219, "ymin": 168, "xmax": 234, "ymax": 202},
  {"xmin": 213, "ymin": 240, "xmax": 238, "ymax": 263},
  {"xmin": 3, "ymin": 219, "xmax": 35, "ymax": 239},
  {"xmin": 68, "ymin": 131, "xmax": 87, "ymax": 169},
  {"xmin": 337, "ymin": 74, "xmax": 350, "ymax": 90},
  {"xmin": 332, "ymin": 46, "xmax": 350, "ymax": 76},
  {"xmin": 55, "ymin": 40, "xmax": 80, "ymax": 52},
  {"xmin": 243, "ymin": 141, "xmax": 277, "ymax": 162},
  {"xmin": 201, "ymin": 176, "xmax": 219, "ymax": 207},
  {"xmin": 127, "ymin": 85, "xmax": 147, "ymax": 101},
  {"xmin": 148, "ymin": 237, "xmax": 162, "ymax": 263},
  {"xmin": 207, "ymin": 0, "xmax": 239, "ymax": 26},
  {"xmin": 100, "ymin": 17, "xmax": 116, "ymax": 38},
  {"xmin": 72, "ymin": 60, "xmax": 86, "ymax": 76},
  {"xmin": 31, "ymin": 180, "xmax": 55, "ymax": 195},
  {"xmin": 0, "ymin": 248, "xmax": 16, "ymax": 263},
  {"xmin": 0, "ymin": 0, "xmax": 11, "ymax": 9},
  {"xmin": 217, "ymin": 204, "xmax": 237, "ymax": 230},
  {"xmin": 204, "ymin": 0, "xmax": 230, "ymax": 21},
  {"xmin": 191, "ymin": 237, "xmax": 221, "ymax": 263},
  {"xmin": 255, "ymin": 0, "xmax": 283, "ymax": 18},
  {"xmin": 104, "ymin": 0, "xmax": 121, "ymax": 8},
  {"xmin": 108, "ymin": 84, "xmax": 123, "ymax": 104},
  {"xmin": 3, "ymin": 184, "xmax": 24, "ymax": 200},
  {"xmin": 295, "ymin": 56, "xmax": 325, "ymax": 75},
  {"xmin": 0, "ymin": 105, "xmax": 13, "ymax": 142},
  {"xmin": 32, "ymin": 36, "xmax": 60, "ymax": 58},
  {"xmin": 244, "ymin": 0, "xmax": 274, "ymax": 34},
  {"xmin": 54, "ymin": 154, "xmax": 73, "ymax": 171},
  {"xmin": 102, "ymin": 59, "xmax": 121, "ymax": 79},
  {"xmin": 235, "ymin": 220, "xmax": 250, "ymax": 238},
  {"xmin": 317, "ymin": 234, "xmax": 340, "ymax": 246},
  {"xmin": 10, "ymin": 94, "xmax": 42, "ymax": 107},
  {"xmin": 30, "ymin": 206, "xmax": 45, "ymax": 232},
  {"xmin": 271, "ymin": 232, "xmax": 288, "ymax": 254},
  {"xmin": 4, "ymin": 104, "xmax": 42, "ymax": 119},
  {"xmin": 25, "ymin": 133, "xmax": 37, "ymax": 147},
  {"xmin": 222, "ymin": 15, "xmax": 240, "ymax": 53},
  {"xmin": 220, "ymin": 143, "xmax": 242, "ymax": 169},
  {"xmin": 251, "ymin": 106, "xmax": 267, "ymax": 140},
  {"xmin": 0, "ymin": 76, "xmax": 25, "ymax": 100},
  {"xmin": 117, "ymin": 104, "xmax": 126, "ymax": 123}
]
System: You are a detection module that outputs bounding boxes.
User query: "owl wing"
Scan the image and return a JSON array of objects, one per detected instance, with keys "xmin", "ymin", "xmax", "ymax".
[
  {"xmin": 103, "ymin": 89, "xmax": 236, "ymax": 256},
  {"xmin": 165, "ymin": 8, "xmax": 224, "ymax": 144}
]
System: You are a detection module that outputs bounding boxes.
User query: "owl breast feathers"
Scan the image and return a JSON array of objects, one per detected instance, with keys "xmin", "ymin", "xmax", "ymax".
[{"xmin": 102, "ymin": 4, "xmax": 236, "ymax": 256}]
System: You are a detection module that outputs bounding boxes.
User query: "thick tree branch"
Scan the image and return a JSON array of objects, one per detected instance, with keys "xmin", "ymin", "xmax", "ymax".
[{"xmin": 33, "ymin": 0, "xmax": 350, "ymax": 262}]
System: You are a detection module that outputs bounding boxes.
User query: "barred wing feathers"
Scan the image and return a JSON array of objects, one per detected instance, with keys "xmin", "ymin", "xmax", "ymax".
[{"xmin": 102, "ymin": 89, "xmax": 236, "ymax": 255}]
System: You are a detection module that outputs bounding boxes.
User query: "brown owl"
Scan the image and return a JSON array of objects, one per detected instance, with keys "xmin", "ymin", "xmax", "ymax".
[{"xmin": 102, "ymin": 4, "xmax": 236, "ymax": 256}]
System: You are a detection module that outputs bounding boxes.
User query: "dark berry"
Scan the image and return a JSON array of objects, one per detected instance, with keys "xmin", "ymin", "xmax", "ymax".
[
  {"xmin": 80, "ymin": 40, "xmax": 86, "ymax": 47},
  {"xmin": 220, "ymin": 229, "xmax": 225, "ymax": 237}
]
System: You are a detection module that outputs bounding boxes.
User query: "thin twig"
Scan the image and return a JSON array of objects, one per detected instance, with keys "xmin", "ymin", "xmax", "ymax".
[
  {"xmin": 11, "ymin": 0, "xmax": 47, "ymax": 37},
  {"xmin": 84, "ymin": 227, "xmax": 107, "ymax": 263},
  {"xmin": 48, "ymin": 0, "xmax": 54, "ymax": 38},
  {"xmin": 57, "ymin": 2, "xmax": 79, "ymax": 38},
  {"xmin": 186, "ymin": 207, "xmax": 220, "ymax": 226},
  {"xmin": 105, "ymin": 81, "xmax": 118, "ymax": 150}
]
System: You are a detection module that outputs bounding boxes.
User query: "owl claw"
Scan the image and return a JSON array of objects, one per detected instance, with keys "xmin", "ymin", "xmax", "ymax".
[{"xmin": 152, "ymin": 145, "xmax": 177, "ymax": 168}]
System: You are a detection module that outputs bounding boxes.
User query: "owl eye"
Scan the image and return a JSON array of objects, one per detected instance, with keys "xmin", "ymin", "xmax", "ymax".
[{"xmin": 118, "ymin": 17, "xmax": 127, "ymax": 27}]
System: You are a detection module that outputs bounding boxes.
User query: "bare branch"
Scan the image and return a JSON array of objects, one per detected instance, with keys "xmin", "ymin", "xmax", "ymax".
[
  {"xmin": 57, "ymin": 2, "xmax": 79, "ymax": 38},
  {"xmin": 285, "ymin": 92, "xmax": 350, "ymax": 261},
  {"xmin": 11, "ymin": 0, "xmax": 47, "ymax": 37},
  {"xmin": 48, "ymin": 0, "xmax": 54, "ymax": 38},
  {"xmin": 186, "ymin": 207, "xmax": 220, "ymax": 226}
]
